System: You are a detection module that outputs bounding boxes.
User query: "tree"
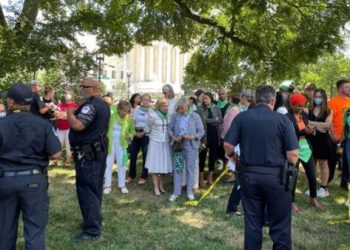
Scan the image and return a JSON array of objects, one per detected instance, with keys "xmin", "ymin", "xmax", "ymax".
[
  {"xmin": 72, "ymin": 0, "xmax": 350, "ymax": 89},
  {"xmin": 0, "ymin": 0, "xmax": 94, "ymax": 89},
  {"xmin": 2, "ymin": 1, "xmax": 350, "ymax": 92},
  {"xmin": 298, "ymin": 53, "xmax": 350, "ymax": 97}
]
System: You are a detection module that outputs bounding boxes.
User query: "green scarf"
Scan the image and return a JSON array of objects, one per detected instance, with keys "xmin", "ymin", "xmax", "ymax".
[
  {"xmin": 217, "ymin": 99, "xmax": 228, "ymax": 109},
  {"xmin": 107, "ymin": 106, "xmax": 135, "ymax": 155},
  {"xmin": 298, "ymin": 139, "xmax": 312, "ymax": 162},
  {"xmin": 140, "ymin": 105, "xmax": 149, "ymax": 112},
  {"xmin": 186, "ymin": 107, "xmax": 193, "ymax": 116},
  {"xmin": 156, "ymin": 110, "xmax": 168, "ymax": 120}
]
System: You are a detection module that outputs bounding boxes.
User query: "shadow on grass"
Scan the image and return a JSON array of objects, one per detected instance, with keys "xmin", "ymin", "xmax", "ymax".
[{"xmin": 13, "ymin": 166, "xmax": 350, "ymax": 249}]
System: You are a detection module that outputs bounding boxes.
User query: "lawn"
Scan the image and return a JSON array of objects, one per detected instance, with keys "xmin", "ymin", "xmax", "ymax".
[{"xmin": 15, "ymin": 165, "xmax": 350, "ymax": 250}]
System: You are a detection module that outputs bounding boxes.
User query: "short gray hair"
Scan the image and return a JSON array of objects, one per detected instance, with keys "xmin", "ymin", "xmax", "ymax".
[
  {"xmin": 162, "ymin": 84, "xmax": 175, "ymax": 98},
  {"xmin": 241, "ymin": 89, "xmax": 255, "ymax": 101},
  {"xmin": 176, "ymin": 97, "xmax": 189, "ymax": 109},
  {"xmin": 255, "ymin": 85, "xmax": 276, "ymax": 104},
  {"xmin": 30, "ymin": 80, "xmax": 40, "ymax": 86}
]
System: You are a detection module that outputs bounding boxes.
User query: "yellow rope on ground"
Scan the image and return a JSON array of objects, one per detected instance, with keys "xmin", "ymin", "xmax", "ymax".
[{"xmin": 185, "ymin": 168, "xmax": 229, "ymax": 206}]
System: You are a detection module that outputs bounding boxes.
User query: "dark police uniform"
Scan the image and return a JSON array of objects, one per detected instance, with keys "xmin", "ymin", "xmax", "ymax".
[
  {"xmin": 69, "ymin": 96, "xmax": 110, "ymax": 237},
  {"xmin": 30, "ymin": 92, "xmax": 45, "ymax": 117},
  {"xmin": 0, "ymin": 84, "xmax": 61, "ymax": 250},
  {"xmin": 225, "ymin": 104, "xmax": 298, "ymax": 250}
]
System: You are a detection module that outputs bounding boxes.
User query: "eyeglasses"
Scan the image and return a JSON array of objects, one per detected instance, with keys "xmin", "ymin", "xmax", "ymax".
[{"xmin": 81, "ymin": 85, "xmax": 93, "ymax": 89}]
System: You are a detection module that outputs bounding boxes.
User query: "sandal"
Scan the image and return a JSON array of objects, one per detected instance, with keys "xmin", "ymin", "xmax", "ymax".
[{"xmin": 138, "ymin": 178, "xmax": 146, "ymax": 185}]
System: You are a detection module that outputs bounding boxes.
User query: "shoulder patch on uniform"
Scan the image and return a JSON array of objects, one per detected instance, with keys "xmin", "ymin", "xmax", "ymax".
[{"xmin": 81, "ymin": 106, "xmax": 91, "ymax": 114}]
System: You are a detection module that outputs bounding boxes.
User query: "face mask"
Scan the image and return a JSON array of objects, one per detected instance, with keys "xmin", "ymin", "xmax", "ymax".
[{"xmin": 314, "ymin": 97, "xmax": 323, "ymax": 105}]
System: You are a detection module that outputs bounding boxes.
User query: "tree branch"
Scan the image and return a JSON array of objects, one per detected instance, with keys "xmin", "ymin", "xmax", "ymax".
[
  {"xmin": 14, "ymin": 0, "xmax": 40, "ymax": 39},
  {"xmin": 0, "ymin": 4, "xmax": 7, "ymax": 27},
  {"xmin": 283, "ymin": 0, "xmax": 306, "ymax": 16},
  {"xmin": 174, "ymin": 0, "xmax": 263, "ymax": 55}
]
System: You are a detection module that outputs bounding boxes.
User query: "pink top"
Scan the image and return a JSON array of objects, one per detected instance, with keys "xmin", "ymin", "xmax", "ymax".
[
  {"xmin": 56, "ymin": 102, "xmax": 78, "ymax": 130},
  {"xmin": 221, "ymin": 106, "xmax": 240, "ymax": 138}
]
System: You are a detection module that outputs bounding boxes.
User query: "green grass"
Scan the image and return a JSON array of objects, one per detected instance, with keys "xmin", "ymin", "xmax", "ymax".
[{"xmin": 15, "ymin": 166, "xmax": 350, "ymax": 250}]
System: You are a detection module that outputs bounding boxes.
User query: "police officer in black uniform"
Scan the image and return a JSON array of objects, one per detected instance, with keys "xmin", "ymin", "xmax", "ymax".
[
  {"xmin": 224, "ymin": 85, "xmax": 299, "ymax": 250},
  {"xmin": 68, "ymin": 77, "xmax": 110, "ymax": 241},
  {"xmin": 0, "ymin": 83, "xmax": 61, "ymax": 250}
]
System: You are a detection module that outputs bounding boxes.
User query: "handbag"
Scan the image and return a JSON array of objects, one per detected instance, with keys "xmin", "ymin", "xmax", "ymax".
[{"xmin": 172, "ymin": 140, "xmax": 183, "ymax": 152}]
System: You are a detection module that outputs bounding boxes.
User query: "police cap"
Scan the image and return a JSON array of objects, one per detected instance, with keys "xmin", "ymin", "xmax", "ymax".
[{"xmin": 7, "ymin": 83, "xmax": 33, "ymax": 105}]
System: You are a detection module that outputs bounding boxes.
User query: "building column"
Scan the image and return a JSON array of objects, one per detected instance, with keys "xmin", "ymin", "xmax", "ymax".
[
  {"xmin": 149, "ymin": 47, "xmax": 154, "ymax": 81},
  {"xmin": 123, "ymin": 53, "xmax": 127, "ymax": 82},
  {"xmin": 166, "ymin": 46, "xmax": 171, "ymax": 83},
  {"xmin": 158, "ymin": 45, "xmax": 163, "ymax": 83},
  {"xmin": 140, "ymin": 46, "xmax": 145, "ymax": 81},
  {"xmin": 175, "ymin": 47, "xmax": 180, "ymax": 84}
]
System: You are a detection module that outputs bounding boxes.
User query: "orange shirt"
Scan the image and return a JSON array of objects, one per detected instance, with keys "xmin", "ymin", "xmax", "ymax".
[
  {"xmin": 295, "ymin": 114, "xmax": 306, "ymax": 131},
  {"xmin": 328, "ymin": 96, "xmax": 350, "ymax": 140}
]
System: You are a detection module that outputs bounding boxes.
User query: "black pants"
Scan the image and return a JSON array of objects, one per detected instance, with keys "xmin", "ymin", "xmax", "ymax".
[
  {"xmin": 0, "ymin": 173, "xmax": 48, "ymax": 250},
  {"xmin": 291, "ymin": 158, "xmax": 317, "ymax": 201},
  {"xmin": 328, "ymin": 142, "xmax": 340, "ymax": 183},
  {"xmin": 240, "ymin": 172, "xmax": 291, "ymax": 250},
  {"xmin": 74, "ymin": 151, "xmax": 107, "ymax": 236},
  {"xmin": 128, "ymin": 135, "xmax": 149, "ymax": 179},
  {"xmin": 226, "ymin": 172, "xmax": 241, "ymax": 213},
  {"xmin": 199, "ymin": 128, "xmax": 219, "ymax": 172}
]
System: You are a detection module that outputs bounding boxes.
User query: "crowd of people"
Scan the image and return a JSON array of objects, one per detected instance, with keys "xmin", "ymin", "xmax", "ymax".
[{"xmin": 1, "ymin": 78, "xmax": 350, "ymax": 249}]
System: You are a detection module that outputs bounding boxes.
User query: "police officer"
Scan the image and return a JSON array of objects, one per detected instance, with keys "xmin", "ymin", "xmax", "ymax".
[
  {"xmin": 224, "ymin": 85, "xmax": 299, "ymax": 250},
  {"xmin": 30, "ymin": 80, "xmax": 55, "ymax": 117},
  {"xmin": 0, "ymin": 83, "xmax": 61, "ymax": 250},
  {"xmin": 68, "ymin": 77, "xmax": 110, "ymax": 241}
]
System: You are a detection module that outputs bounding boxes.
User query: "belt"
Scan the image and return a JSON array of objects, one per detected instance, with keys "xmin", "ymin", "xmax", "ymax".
[
  {"xmin": 242, "ymin": 166, "xmax": 281, "ymax": 176},
  {"xmin": 0, "ymin": 168, "xmax": 43, "ymax": 178}
]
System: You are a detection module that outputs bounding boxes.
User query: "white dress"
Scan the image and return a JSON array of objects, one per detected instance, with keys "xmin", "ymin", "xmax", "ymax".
[{"xmin": 145, "ymin": 110, "xmax": 173, "ymax": 174}]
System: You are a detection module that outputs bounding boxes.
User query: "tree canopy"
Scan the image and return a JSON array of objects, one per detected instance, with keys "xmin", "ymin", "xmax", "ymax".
[{"xmin": 1, "ymin": 0, "xmax": 350, "ymax": 91}]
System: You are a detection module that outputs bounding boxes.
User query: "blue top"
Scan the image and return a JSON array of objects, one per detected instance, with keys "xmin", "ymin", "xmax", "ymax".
[
  {"xmin": 0, "ymin": 111, "xmax": 61, "ymax": 170},
  {"xmin": 224, "ymin": 104, "xmax": 298, "ymax": 167},
  {"xmin": 168, "ymin": 111, "xmax": 205, "ymax": 150},
  {"xmin": 178, "ymin": 115, "xmax": 190, "ymax": 136},
  {"xmin": 133, "ymin": 106, "xmax": 149, "ymax": 129}
]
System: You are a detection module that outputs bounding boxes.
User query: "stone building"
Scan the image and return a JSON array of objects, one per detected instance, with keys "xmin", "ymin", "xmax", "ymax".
[{"xmin": 100, "ymin": 41, "xmax": 192, "ymax": 97}]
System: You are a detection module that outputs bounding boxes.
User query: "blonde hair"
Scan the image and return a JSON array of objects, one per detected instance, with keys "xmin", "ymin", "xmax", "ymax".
[
  {"xmin": 117, "ymin": 100, "xmax": 131, "ymax": 111},
  {"xmin": 141, "ymin": 93, "xmax": 152, "ymax": 101},
  {"xmin": 103, "ymin": 96, "xmax": 113, "ymax": 106},
  {"xmin": 154, "ymin": 97, "xmax": 168, "ymax": 110}
]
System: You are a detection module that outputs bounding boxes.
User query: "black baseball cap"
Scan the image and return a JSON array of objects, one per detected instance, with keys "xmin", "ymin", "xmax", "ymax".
[{"xmin": 7, "ymin": 83, "xmax": 33, "ymax": 105}]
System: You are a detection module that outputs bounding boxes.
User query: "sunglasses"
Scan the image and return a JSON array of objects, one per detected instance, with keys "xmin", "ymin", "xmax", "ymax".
[{"xmin": 81, "ymin": 85, "xmax": 93, "ymax": 89}]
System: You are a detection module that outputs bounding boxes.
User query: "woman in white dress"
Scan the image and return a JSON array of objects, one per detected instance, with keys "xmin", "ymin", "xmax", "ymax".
[{"xmin": 145, "ymin": 98, "xmax": 172, "ymax": 196}]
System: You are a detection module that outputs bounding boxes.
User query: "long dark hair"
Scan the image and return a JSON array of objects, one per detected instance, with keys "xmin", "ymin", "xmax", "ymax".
[
  {"xmin": 310, "ymin": 89, "xmax": 329, "ymax": 118},
  {"xmin": 129, "ymin": 93, "xmax": 141, "ymax": 108},
  {"xmin": 203, "ymin": 92, "xmax": 214, "ymax": 106}
]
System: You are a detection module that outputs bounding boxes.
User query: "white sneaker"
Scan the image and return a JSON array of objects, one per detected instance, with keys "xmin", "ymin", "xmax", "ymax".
[
  {"xmin": 305, "ymin": 189, "xmax": 310, "ymax": 196},
  {"xmin": 316, "ymin": 187, "xmax": 329, "ymax": 198},
  {"xmin": 169, "ymin": 194, "xmax": 178, "ymax": 202},
  {"xmin": 103, "ymin": 187, "xmax": 111, "ymax": 195},
  {"xmin": 345, "ymin": 199, "xmax": 349, "ymax": 207},
  {"xmin": 188, "ymin": 194, "xmax": 195, "ymax": 200},
  {"xmin": 120, "ymin": 187, "xmax": 129, "ymax": 194}
]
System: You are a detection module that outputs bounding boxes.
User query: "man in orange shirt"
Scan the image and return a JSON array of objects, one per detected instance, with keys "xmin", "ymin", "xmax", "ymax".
[{"xmin": 328, "ymin": 79, "xmax": 350, "ymax": 188}]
